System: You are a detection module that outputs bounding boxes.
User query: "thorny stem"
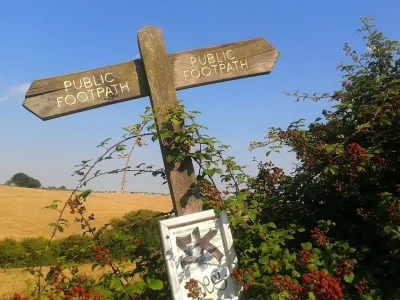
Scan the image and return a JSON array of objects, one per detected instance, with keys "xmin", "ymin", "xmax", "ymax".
[
  {"xmin": 36, "ymin": 132, "xmax": 154, "ymax": 297},
  {"xmin": 120, "ymin": 124, "xmax": 148, "ymax": 193}
]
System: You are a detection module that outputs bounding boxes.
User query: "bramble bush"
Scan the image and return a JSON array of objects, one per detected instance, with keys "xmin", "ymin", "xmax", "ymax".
[{"xmin": 5, "ymin": 17, "xmax": 400, "ymax": 299}]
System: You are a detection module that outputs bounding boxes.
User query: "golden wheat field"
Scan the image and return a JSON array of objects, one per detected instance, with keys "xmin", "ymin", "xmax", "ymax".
[
  {"xmin": 0, "ymin": 263, "xmax": 136, "ymax": 298},
  {"xmin": 0, "ymin": 185, "xmax": 172, "ymax": 297},
  {"xmin": 0, "ymin": 185, "xmax": 173, "ymax": 240}
]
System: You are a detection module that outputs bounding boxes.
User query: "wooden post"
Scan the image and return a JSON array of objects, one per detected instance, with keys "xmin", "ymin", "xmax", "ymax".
[{"xmin": 137, "ymin": 26, "xmax": 202, "ymax": 216}]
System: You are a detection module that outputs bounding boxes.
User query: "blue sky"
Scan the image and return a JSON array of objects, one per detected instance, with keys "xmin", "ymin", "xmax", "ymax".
[{"xmin": 0, "ymin": 0, "xmax": 399, "ymax": 193}]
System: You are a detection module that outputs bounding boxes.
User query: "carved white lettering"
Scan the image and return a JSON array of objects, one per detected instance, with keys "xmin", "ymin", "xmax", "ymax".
[
  {"xmin": 77, "ymin": 91, "xmax": 88, "ymax": 102},
  {"xmin": 202, "ymin": 67, "xmax": 212, "ymax": 76},
  {"xmin": 105, "ymin": 86, "xmax": 113, "ymax": 97},
  {"xmin": 207, "ymin": 54, "xmax": 215, "ymax": 64},
  {"xmin": 55, "ymin": 72, "xmax": 130, "ymax": 107},
  {"xmin": 191, "ymin": 69, "xmax": 201, "ymax": 78},
  {"xmin": 93, "ymin": 76, "xmax": 102, "ymax": 86},
  {"xmin": 183, "ymin": 50, "xmax": 249, "ymax": 80},
  {"xmin": 198, "ymin": 55, "xmax": 207, "ymax": 65},
  {"xmin": 105, "ymin": 73, "xmax": 114, "ymax": 83},
  {"xmin": 73, "ymin": 79, "xmax": 82, "ymax": 89},
  {"xmin": 240, "ymin": 59, "xmax": 249, "ymax": 70},
  {"xmin": 83, "ymin": 77, "xmax": 92, "ymax": 88},
  {"xmin": 184, "ymin": 70, "xmax": 190, "ymax": 80},
  {"xmin": 232, "ymin": 61, "xmax": 239, "ymax": 70},
  {"xmin": 120, "ymin": 82, "xmax": 129, "ymax": 92},
  {"xmin": 211, "ymin": 65, "xmax": 218, "ymax": 74},
  {"xmin": 111, "ymin": 84, "xmax": 119, "ymax": 93},
  {"xmin": 226, "ymin": 50, "xmax": 235, "ymax": 60},
  {"xmin": 64, "ymin": 95, "xmax": 76, "ymax": 105},
  {"xmin": 96, "ymin": 87, "xmax": 105, "ymax": 98},
  {"xmin": 57, "ymin": 97, "xmax": 63, "ymax": 107},
  {"xmin": 87, "ymin": 89, "xmax": 95, "ymax": 99},
  {"xmin": 216, "ymin": 52, "xmax": 224, "ymax": 63},
  {"xmin": 64, "ymin": 81, "xmax": 72, "ymax": 92}
]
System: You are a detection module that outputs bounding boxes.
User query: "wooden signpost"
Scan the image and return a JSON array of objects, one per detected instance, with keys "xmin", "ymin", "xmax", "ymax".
[
  {"xmin": 23, "ymin": 25, "xmax": 279, "ymax": 298},
  {"xmin": 23, "ymin": 25, "xmax": 279, "ymax": 217},
  {"xmin": 23, "ymin": 33, "xmax": 278, "ymax": 121}
]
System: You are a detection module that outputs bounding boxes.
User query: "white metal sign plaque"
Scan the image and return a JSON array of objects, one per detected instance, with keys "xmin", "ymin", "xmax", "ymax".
[{"xmin": 159, "ymin": 210, "xmax": 242, "ymax": 299}]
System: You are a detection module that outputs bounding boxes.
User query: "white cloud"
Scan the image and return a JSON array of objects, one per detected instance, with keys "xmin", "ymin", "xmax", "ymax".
[
  {"xmin": 133, "ymin": 53, "xmax": 141, "ymax": 59},
  {"xmin": 0, "ymin": 83, "xmax": 30, "ymax": 103}
]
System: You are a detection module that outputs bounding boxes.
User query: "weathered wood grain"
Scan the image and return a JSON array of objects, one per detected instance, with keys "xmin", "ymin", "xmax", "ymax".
[
  {"xmin": 138, "ymin": 26, "xmax": 202, "ymax": 216},
  {"xmin": 23, "ymin": 38, "xmax": 279, "ymax": 120},
  {"xmin": 171, "ymin": 38, "xmax": 279, "ymax": 90},
  {"xmin": 23, "ymin": 61, "xmax": 149, "ymax": 120}
]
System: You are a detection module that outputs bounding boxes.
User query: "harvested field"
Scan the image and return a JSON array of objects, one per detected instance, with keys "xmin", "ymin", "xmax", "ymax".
[
  {"xmin": 0, "ymin": 263, "xmax": 137, "ymax": 298},
  {"xmin": 0, "ymin": 185, "xmax": 173, "ymax": 240}
]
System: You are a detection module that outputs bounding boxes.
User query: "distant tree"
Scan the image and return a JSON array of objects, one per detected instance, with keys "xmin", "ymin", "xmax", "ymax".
[
  {"xmin": 10, "ymin": 173, "xmax": 41, "ymax": 188},
  {"xmin": 58, "ymin": 186, "xmax": 66, "ymax": 190}
]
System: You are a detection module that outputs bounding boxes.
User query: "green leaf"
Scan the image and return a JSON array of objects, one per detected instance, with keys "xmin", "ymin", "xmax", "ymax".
[
  {"xmin": 384, "ymin": 226, "xmax": 393, "ymax": 234},
  {"xmin": 122, "ymin": 285, "xmax": 134, "ymax": 294},
  {"xmin": 292, "ymin": 270, "xmax": 301, "ymax": 278},
  {"xmin": 285, "ymin": 262, "xmax": 294, "ymax": 270},
  {"xmin": 111, "ymin": 276, "xmax": 122, "ymax": 289},
  {"xmin": 57, "ymin": 226, "xmax": 64, "ymax": 233},
  {"xmin": 204, "ymin": 169, "xmax": 216, "ymax": 177},
  {"xmin": 80, "ymin": 190, "xmax": 92, "ymax": 199},
  {"xmin": 166, "ymin": 155, "xmax": 175, "ymax": 163},
  {"xmin": 44, "ymin": 204, "xmax": 58, "ymax": 210},
  {"xmin": 270, "ymin": 244, "xmax": 281, "ymax": 251},
  {"xmin": 147, "ymin": 277, "xmax": 163, "ymax": 290},
  {"xmin": 174, "ymin": 135, "xmax": 181, "ymax": 143},
  {"xmin": 266, "ymin": 222, "xmax": 277, "ymax": 229},
  {"xmin": 298, "ymin": 227, "xmax": 305, "ymax": 232},
  {"xmin": 301, "ymin": 242, "xmax": 312, "ymax": 250},
  {"xmin": 329, "ymin": 166, "xmax": 338, "ymax": 175},
  {"xmin": 132, "ymin": 281, "xmax": 147, "ymax": 294},
  {"xmin": 98, "ymin": 290, "xmax": 113, "ymax": 298},
  {"xmin": 259, "ymin": 256, "xmax": 269, "ymax": 265},
  {"xmin": 279, "ymin": 291, "xmax": 289, "ymax": 299},
  {"xmin": 344, "ymin": 272, "xmax": 354, "ymax": 283},
  {"xmin": 308, "ymin": 292, "xmax": 317, "ymax": 300}
]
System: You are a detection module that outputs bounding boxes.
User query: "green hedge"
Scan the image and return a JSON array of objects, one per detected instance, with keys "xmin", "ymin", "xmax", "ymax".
[{"xmin": 0, "ymin": 210, "xmax": 161, "ymax": 268}]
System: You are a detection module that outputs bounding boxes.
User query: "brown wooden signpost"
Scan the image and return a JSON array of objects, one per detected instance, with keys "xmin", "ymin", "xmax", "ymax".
[{"xmin": 23, "ymin": 26, "xmax": 279, "ymax": 217}]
